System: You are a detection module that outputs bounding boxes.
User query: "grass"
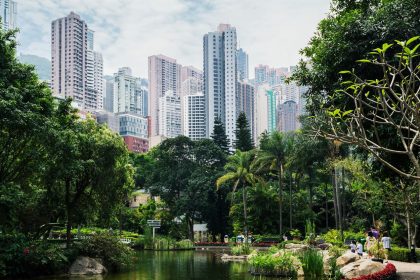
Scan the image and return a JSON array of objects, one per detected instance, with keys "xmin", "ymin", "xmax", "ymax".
[
  {"xmin": 231, "ymin": 244, "xmax": 251, "ymax": 255},
  {"xmin": 298, "ymin": 249, "xmax": 324, "ymax": 279},
  {"xmin": 248, "ymin": 251, "xmax": 297, "ymax": 277}
]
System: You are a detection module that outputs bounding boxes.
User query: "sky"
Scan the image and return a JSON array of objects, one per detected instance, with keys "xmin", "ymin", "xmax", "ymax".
[{"xmin": 17, "ymin": 0, "xmax": 330, "ymax": 78}]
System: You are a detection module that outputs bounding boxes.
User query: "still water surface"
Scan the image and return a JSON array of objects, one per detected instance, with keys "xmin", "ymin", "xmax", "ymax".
[{"xmin": 41, "ymin": 250, "xmax": 288, "ymax": 280}]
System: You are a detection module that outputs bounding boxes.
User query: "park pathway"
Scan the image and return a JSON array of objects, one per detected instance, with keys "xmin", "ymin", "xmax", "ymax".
[{"xmin": 388, "ymin": 260, "xmax": 420, "ymax": 280}]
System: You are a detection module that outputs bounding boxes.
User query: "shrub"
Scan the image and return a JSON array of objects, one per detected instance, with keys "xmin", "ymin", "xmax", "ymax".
[
  {"xmin": 0, "ymin": 233, "xmax": 73, "ymax": 277},
  {"xmin": 322, "ymin": 229, "xmax": 365, "ymax": 246},
  {"xmin": 290, "ymin": 229, "xmax": 301, "ymax": 239},
  {"xmin": 351, "ymin": 263, "xmax": 397, "ymax": 280},
  {"xmin": 76, "ymin": 233, "xmax": 134, "ymax": 272},
  {"xmin": 329, "ymin": 245, "xmax": 346, "ymax": 257},
  {"xmin": 268, "ymin": 245, "xmax": 280, "ymax": 254},
  {"xmin": 305, "ymin": 219, "xmax": 316, "ymax": 245},
  {"xmin": 388, "ymin": 247, "xmax": 420, "ymax": 262},
  {"xmin": 248, "ymin": 251, "xmax": 297, "ymax": 277},
  {"xmin": 298, "ymin": 249, "xmax": 324, "ymax": 279},
  {"xmin": 231, "ymin": 244, "xmax": 251, "ymax": 256},
  {"xmin": 176, "ymin": 239, "xmax": 194, "ymax": 249}
]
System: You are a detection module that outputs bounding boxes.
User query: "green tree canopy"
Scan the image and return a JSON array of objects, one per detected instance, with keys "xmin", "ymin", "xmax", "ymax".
[
  {"xmin": 234, "ymin": 112, "xmax": 254, "ymax": 152},
  {"xmin": 211, "ymin": 117, "xmax": 230, "ymax": 154}
]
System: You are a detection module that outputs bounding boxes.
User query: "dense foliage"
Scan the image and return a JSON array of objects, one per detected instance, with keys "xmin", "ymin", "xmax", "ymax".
[{"xmin": 0, "ymin": 20, "xmax": 134, "ymax": 277}]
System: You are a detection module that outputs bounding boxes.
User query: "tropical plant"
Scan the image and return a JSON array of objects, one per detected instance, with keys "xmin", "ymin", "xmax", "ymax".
[
  {"xmin": 217, "ymin": 150, "xmax": 256, "ymax": 241},
  {"xmin": 248, "ymin": 251, "xmax": 297, "ymax": 277},
  {"xmin": 290, "ymin": 229, "xmax": 301, "ymax": 240},
  {"xmin": 230, "ymin": 244, "xmax": 251, "ymax": 256},
  {"xmin": 254, "ymin": 132, "xmax": 292, "ymax": 236},
  {"xmin": 299, "ymin": 249, "xmax": 324, "ymax": 279}
]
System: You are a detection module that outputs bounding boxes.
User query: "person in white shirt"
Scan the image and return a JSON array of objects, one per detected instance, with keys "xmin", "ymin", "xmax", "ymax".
[
  {"xmin": 350, "ymin": 240, "xmax": 357, "ymax": 253},
  {"xmin": 356, "ymin": 241, "xmax": 363, "ymax": 256},
  {"xmin": 381, "ymin": 232, "xmax": 391, "ymax": 259}
]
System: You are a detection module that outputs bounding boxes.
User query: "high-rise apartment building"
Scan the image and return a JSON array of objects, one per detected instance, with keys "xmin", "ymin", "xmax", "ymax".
[
  {"xmin": 0, "ymin": 0, "xmax": 17, "ymax": 30},
  {"xmin": 255, "ymin": 65, "xmax": 288, "ymax": 87},
  {"xmin": 277, "ymin": 100, "xmax": 299, "ymax": 132},
  {"xmin": 183, "ymin": 92, "xmax": 206, "ymax": 140},
  {"xmin": 51, "ymin": 12, "xmax": 103, "ymax": 110},
  {"xmin": 181, "ymin": 66, "xmax": 203, "ymax": 85},
  {"xmin": 236, "ymin": 48, "xmax": 249, "ymax": 81},
  {"xmin": 113, "ymin": 67, "xmax": 148, "ymax": 116},
  {"xmin": 238, "ymin": 80, "xmax": 255, "ymax": 139},
  {"xmin": 255, "ymin": 84, "xmax": 279, "ymax": 143},
  {"xmin": 103, "ymin": 75, "xmax": 114, "ymax": 112},
  {"xmin": 159, "ymin": 90, "xmax": 181, "ymax": 138},
  {"xmin": 148, "ymin": 55, "xmax": 182, "ymax": 137},
  {"xmin": 180, "ymin": 66, "xmax": 203, "ymax": 135},
  {"xmin": 203, "ymin": 23, "xmax": 238, "ymax": 147},
  {"xmin": 276, "ymin": 82, "xmax": 300, "ymax": 104},
  {"xmin": 254, "ymin": 65, "xmax": 269, "ymax": 86}
]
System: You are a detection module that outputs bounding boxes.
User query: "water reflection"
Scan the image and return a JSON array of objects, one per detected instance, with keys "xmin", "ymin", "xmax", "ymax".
[{"xmin": 39, "ymin": 250, "xmax": 292, "ymax": 280}]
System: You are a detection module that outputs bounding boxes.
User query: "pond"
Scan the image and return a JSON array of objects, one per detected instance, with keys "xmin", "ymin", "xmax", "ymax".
[{"xmin": 41, "ymin": 250, "xmax": 291, "ymax": 280}]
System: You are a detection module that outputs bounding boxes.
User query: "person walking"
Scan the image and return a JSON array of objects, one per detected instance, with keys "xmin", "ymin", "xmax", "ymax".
[
  {"xmin": 381, "ymin": 232, "xmax": 391, "ymax": 260},
  {"xmin": 366, "ymin": 231, "xmax": 376, "ymax": 258}
]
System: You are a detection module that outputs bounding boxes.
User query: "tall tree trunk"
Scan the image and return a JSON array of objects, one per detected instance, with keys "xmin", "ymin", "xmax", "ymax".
[
  {"xmin": 405, "ymin": 203, "xmax": 412, "ymax": 248},
  {"xmin": 242, "ymin": 183, "xmax": 248, "ymax": 242},
  {"xmin": 65, "ymin": 178, "xmax": 71, "ymax": 248},
  {"xmin": 335, "ymin": 166, "xmax": 344, "ymax": 241},
  {"xmin": 332, "ymin": 170, "xmax": 338, "ymax": 229},
  {"xmin": 309, "ymin": 171, "xmax": 313, "ymax": 211},
  {"xmin": 279, "ymin": 164, "xmax": 283, "ymax": 235},
  {"xmin": 289, "ymin": 174, "xmax": 292, "ymax": 230},
  {"xmin": 325, "ymin": 183, "xmax": 329, "ymax": 229}
]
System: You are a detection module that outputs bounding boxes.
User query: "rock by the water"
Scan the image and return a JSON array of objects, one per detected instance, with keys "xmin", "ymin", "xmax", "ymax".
[
  {"xmin": 336, "ymin": 252, "xmax": 360, "ymax": 267},
  {"xmin": 221, "ymin": 254, "xmax": 247, "ymax": 261},
  {"xmin": 284, "ymin": 243, "xmax": 308, "ymax": 253},
  {"xmin": 322, "ymin": 250, "xmax": 333, "ymax": 274},
  {"xmin": 69, "ymin": 256, "xmax": 107, "ymax": 275},
  {"xmin": 340, "ymin": 259, "xmax": 384, "ymax": 279}
]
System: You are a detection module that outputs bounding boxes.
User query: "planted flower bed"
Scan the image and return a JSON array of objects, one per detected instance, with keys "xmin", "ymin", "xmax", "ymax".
[{"xmin": 351, "ymin": 263, "xmax": 397, "ymax": 280}]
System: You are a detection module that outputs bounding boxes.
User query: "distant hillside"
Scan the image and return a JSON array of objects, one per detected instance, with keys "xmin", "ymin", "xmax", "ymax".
[{"xmin": 19, "ymin": 54, "xmax": 51, "ymax": 81}]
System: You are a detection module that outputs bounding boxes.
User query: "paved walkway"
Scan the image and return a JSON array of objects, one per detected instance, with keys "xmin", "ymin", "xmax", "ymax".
[{"xmin": 388, "ymin": 260, "xmax": 420, "ymax": 280}]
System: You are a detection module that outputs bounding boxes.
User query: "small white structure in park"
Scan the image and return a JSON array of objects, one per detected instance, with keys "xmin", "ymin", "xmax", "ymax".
[{"xmin": 193, "ymin": 224, "xmax": 208, "ymax": 242}]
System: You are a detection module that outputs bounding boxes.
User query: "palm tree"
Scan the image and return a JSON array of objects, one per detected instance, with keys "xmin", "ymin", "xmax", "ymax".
[
  {"xmin": 216, "ymin": 150, "xmax": 255, "ymax": 241},
  {"xmin": 254, "ymin": 132, "xmax": 292, "ymax": 236}
]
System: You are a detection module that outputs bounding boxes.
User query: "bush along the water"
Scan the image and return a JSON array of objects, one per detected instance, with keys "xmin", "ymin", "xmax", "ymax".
[
  {"xmin": 351, "ymin": 263, "xmax": 397, "ymax": 280},
  {"xmin": 230, "ymin": 244, "xmax": 251, "ymax": 256},
  {"xmin": 76, "ymin": 233, "xmax": 134, "ymax": 272},
  {"xmin": 0, "ymin": 233, "xmax": 75, "ymax": 278},
  {"xmin": 248, "ymin": 251, "xmax": 297, "ymax": 277},
  {"xmin": 298, "ymin": 249, "xmax": 324, "ymax": 279}
]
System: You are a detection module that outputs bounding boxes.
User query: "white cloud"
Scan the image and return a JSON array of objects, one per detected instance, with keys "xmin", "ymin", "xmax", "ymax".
[{"xmin": 16, "ymin": 0, "xmax": 330, "ymax": 78}]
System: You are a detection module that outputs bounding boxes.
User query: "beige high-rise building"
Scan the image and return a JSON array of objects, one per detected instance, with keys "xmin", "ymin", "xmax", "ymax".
[
  {"xmin": 51, "ymin": 12, "xmax": 103, "ymax": 111},
  {"xmin": 148, "ymin": 55, "xmax": 181, "ymax": 136},
  {"xmin": 51, "ymin": 12, "xmax": 88, "ymax": 107}
]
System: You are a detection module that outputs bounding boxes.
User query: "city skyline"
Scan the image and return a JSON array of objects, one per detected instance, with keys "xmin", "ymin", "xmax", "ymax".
[{"xmin": 17, "ymin": 0, "xmax": 329, "ymax": 78}]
